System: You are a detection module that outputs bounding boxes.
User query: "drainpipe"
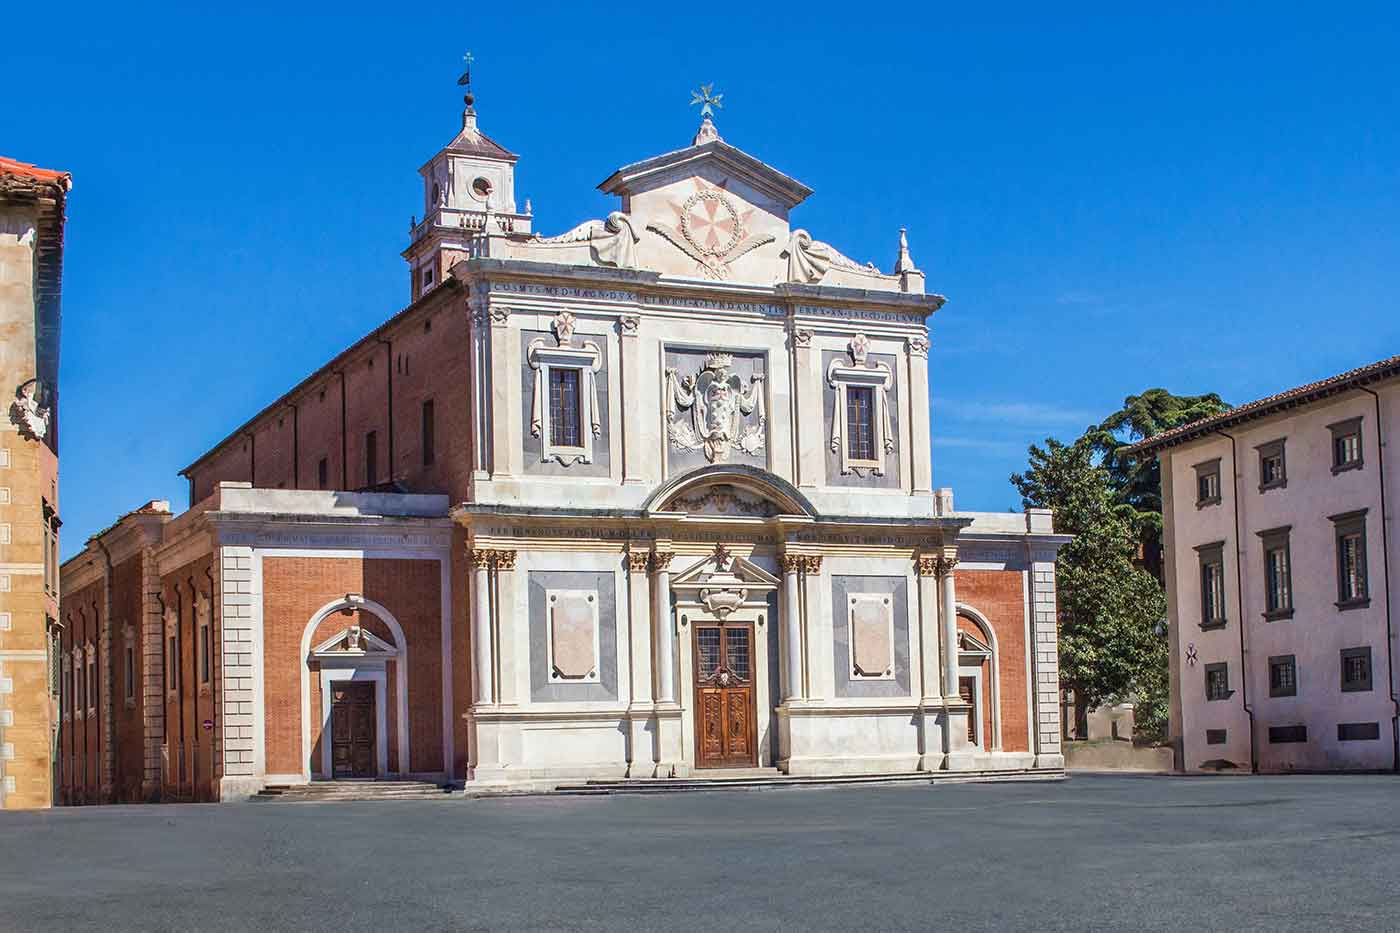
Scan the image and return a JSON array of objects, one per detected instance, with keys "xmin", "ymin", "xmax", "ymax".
[
  {"xmin": 246, "ymin": 431, "xmax": 256, "ymax": 488},
  {"xmin": 1360, "ymin": 386, "xmax": 1399, "ymax": 771},
  {"xmin": 1218, "ymin": 429, "xmax": 1258, "ymax": 773}
]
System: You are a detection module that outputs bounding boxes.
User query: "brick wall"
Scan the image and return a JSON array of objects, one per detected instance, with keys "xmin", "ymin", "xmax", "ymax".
[
  {"xmin": 955, "ymin": 568, "xmax": 1030, "ymax": 754},
  {"xmin": 109, "ymin": 554, "xmax": 146, "ymax": 802},
  {"xmin": 160, "ymin": 554, "xmax": 216, "ymax": 802},
  {"xmin": 262, "ymin": 556, "xmax": 444, "ymax": 777},
  {"xmin": 59, "ymin": 578, "xmax": 103, "ymax": 803}
]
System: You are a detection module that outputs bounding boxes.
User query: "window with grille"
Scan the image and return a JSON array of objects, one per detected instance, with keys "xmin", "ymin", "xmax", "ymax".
[
  {"xmin": 1329, "ymin": 418, "xmax": 1363, "ymax": 473},
  {"xmin": 1268, "ymin": 655, "xmax": 1296, "ymax": 697},
  {"xmin": 88, "ymin": 654, "xmax": 97, "ymax": 710},
  {"xmin": 125, "ymin": 644, "xmax": 135, "ymax": 700},
  {"xmin": 1332, "ymin": 510, "xmax": 1369, "ymax": 608},
  {"xmin": 549, "ymin": 368, "xmax": 582, "ymax": 448},
  {"xmin": 1194, "ymin": 459, "xmax": 1222, "ymax": 507},
  {"xmin": 1341, "ymin": 647, "xmax": 1372, "ymax": 692},
  {"xmin": 1197, "ymin": 543, "xmax": 1226, "ymax": 628},
  {"xmin": 1259, "ymin": 528, "xmax": 1293, "ymax": 618},
  {"xmin": 200, "ymin": 623, "xmax": 211, "ymax": 685},
  {"xmin": 845, "ymin": 386, "xmax": 876, "ymax": 462},
  {"xmin": 168, "ymin": 634, "xmax": 178, "ymax": 694},
  {"xmin": 1205, "ymin": 663, "xmax": 1232, "ymax": 701},
  {"xmin": 1257, "ymin": 439, "xmax": 1287, "ymax": 491}
]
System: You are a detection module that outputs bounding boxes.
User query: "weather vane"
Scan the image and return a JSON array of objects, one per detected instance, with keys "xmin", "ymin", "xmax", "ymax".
[
  {"xmin": 690, "ymin": 83, "xmax": 723, "ymax": 118},
  {"xmin": 458, "ymin": 51, "xmax": 475, "ymax": 88}
]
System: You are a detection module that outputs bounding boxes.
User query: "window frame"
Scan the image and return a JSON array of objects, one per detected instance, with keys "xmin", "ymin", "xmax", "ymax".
[
  {"xmin": 826, "ymin": 336, "xmax": 896, "ymax": 477},
  {"xmin": 1193, "ymin": 458, "xmax": 1222, "ymax": 508},
  {"xmin": 1328, "ymin": 417, "xmax": 1363, "ymax": 474},
  {"xmin": 1330, "ymin": 509, "xmax": 1370, "ymax": 610},
  {"xmin": 1195, "ymin": 541, "xmax": 1227, "ymax": 630},
  {"xmin": 1204, "ymin": 662, "xmax": 1233, "ymax": 702},
  {"xmin": 548, "ymin": 367, "xmax": 585, "ymax": 451},
  {"xmin": 1268, "ymin": 724, "xmax": 1307, "ymax": 744},
  {"xmin": 1340, "ymin": 646, "xmax": 1373, "ymax": 693},
  {"xmin": 1267, "ymin": 654, "xmax": 1297, "ymax": 698},
  {"xmin": 1256, "ymin": 438, "xmax": 1287, "ymax": 493},
  {"xmin": 1258, "ymin": 526, "xmax": 1294, "ymax": 620},
  {"xmin": 526, "ymin": 329, "xmax": 602, "ymax": 466}
]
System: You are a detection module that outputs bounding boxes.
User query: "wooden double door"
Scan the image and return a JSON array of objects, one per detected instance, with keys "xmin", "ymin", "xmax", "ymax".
[
  {"xmin": 331, "ymin": 682, "xmax": 377, "ymax": 778},
  {"xmin": 693, "ymin": 621, "xmax": 757, "ymax": 769}
]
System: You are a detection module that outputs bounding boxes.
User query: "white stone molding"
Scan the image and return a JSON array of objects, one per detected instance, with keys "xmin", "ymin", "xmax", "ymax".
[
  {"xmin": 782, "ymin": 229, "xmax": 831, "ymax": 284},
  {"xmin": 527, "ymin": 314, "xmax": 603, "ymax": 466},
  {"xmin": 827, "ymin": 334, "xmax": 896, "ymax": 476},
  {"xmin": 545, "ymin": 588, "xmax": 601, "ymax": 683},
  {"xmin": 298, "ymin": 594, "xmax": 410, "ymax": 782},
  {"xmin": 956, "ymin": 603, "xmax": 1003, "ymax": 752},
  {"xmin": 665, "ymin": 352, "xmax": 766, "ymax": 463}
]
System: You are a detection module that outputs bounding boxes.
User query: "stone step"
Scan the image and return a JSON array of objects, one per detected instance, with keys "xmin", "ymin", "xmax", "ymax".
[
  {"xmin": 252, "ymin": 780, "xmax": 456, "ymax": 803},
  {"xmin": 553, "ymin": 768, "xmax": 1064, "ymax": 796}
]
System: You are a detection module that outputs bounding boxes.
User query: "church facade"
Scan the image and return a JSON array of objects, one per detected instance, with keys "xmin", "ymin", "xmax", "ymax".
[{"xmin": 59, "ymin": 89, "xmax": 1067, "ymax": 801}]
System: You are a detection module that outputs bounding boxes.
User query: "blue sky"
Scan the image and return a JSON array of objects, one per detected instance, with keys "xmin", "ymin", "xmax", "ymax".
[{"xmin": 7, "ymin": 3, "xmax": 1398, "ymax": 558}]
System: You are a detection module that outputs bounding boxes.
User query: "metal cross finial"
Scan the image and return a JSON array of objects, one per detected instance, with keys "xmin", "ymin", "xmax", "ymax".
[
  {"xmin": 690, "ymin": 83, "xmax": 724, "ymax": 118},
  {"xmin": 458, "ymin": 51, "xmax": 475, "ymax": 87}
]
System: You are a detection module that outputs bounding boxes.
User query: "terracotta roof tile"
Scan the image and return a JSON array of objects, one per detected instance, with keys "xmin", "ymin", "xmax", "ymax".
[
  {"xmin": 0, "ymin": 156, "xmax": 70, "ymax": 186},
  {"xmin": 1131, "ymin": 354, "xmax": 1400, "ymax": 457}
]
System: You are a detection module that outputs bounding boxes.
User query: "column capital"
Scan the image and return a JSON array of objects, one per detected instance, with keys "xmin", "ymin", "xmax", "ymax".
[
  {"xmin": 619, "ymin": 313, "xmax": 641, "ymax": 338},
  {"xmin": 779, "ymin": 553, "xmax": 803, "ymax": 575},
  {"xmin": 648, "ymin": 550, "xmax": 675, "ymax": 573},
  {"xmin": 490, "ymin": 549, "xmax": 517, "ymax": 570},
  {"xmin": 800, "ymin": 555, "xmax": 823, "ymax": 574},
  {"xmin": 934, "ymin": 554, "xmax": 958, "ymax": 578},
  {"xmin": 627, "ymin": 550, "xmax": 651, "ymax": 573},
  {"xmin": 468, "ymin": 549, "xmax": 492, "ymax": 570}
]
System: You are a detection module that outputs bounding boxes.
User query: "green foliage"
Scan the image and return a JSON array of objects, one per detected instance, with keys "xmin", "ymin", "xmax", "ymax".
[{"xmin": 1011, "ymin": 437, "xmax": 1167, "ymax": 725}]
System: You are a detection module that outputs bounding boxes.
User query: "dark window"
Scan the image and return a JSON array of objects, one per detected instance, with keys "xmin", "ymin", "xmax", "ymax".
[
  {"xmin": 88, "ymin": 655, "xmax": 97, "ymax": 709},
  {"xmin": 200, "ymin": 624, "xmax": 211, "ymax": 685},
  {"xmin": 168, "ymin": 634, "xmax": 178, "ymax": 694},
  {"xmin": 1329, "ymin": 418, "xmax": 1363, "ymax": 473},
  {"xmin": 846, "ymin": 386, "xmax": 876, "ymax": 462},
  {"xmin": 1196, "ymin": 542, "xmax": 1226, "ymax": 629},
  {"xmin": 549, "ymin": 368, "xmax": 582, "ymax": 448},
  {"xmin": 1338, "ymin": 722, "xmax": 1380, "ymax": 742},
  {"xmin": 317, "ymin": 457, "xmax": 328, "ymax": 490},
  {"xmin": 1257, "ymin": 439, "xmax": 1287, "ymax": 491},
  {"xmin": 1194, "ymin": 459, "xmax": 1222, "ymax": 507},
  {"xmin": 1205, "ymin": 729, "xmax": 1227, "ymax": 745},
  {"xmin": 1205, "ymin": 663, "xmax": 1232, "ymax": 701},
  {"xmin": 421, "ymin": 399, "xmax": 436, "ymax": 466},
  {"xmin": 1268, "ymin": 655, "xmax": 1297, "ymax": 697},
  {"xmin": 365, "ymin": 431, "xmax": 378, "ymax": 487},
  {"xmin": 125, "ymin": 644, "xmax": 135, "ymax": 700},
  {"xmin": 1331, "ymin": 510, "xmax": 1369, "ymax": 608},
  {"xmin": 1268, "ymin": 725, "xmax": 1307, "ymax": 744},
  {"xmin": 1259, "ymin": 527, "xmax": 1293, "ymax": 619},
  {"xmin": 1341, "ymin": 646, "xmax": 1373, "ymax": 692}
]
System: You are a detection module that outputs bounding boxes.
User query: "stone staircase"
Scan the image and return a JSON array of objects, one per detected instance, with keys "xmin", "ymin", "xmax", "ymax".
[
  {"xmin": 252, "ymin": 779, "xmax": 458, "ymax": 803},
  {"xmin": 551, "ymin": 767, "xmax": 1064, "ymax": 796}
]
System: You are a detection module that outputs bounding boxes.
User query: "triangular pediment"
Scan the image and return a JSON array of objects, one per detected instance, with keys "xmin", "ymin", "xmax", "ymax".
[
  {"xmin": 958, "ymin": 630, "xmax": 992, "ymax": 657},
  {"xmin": 598, "ymin": 139, "xmax": 811, "ymax": 213},
  {"xmin": 673, "ymin": 544, "xmax": 781, "ymax": 589},
  {"xmin": 312, "ymin": 625, "xmax": 398, "ymax": 658}
]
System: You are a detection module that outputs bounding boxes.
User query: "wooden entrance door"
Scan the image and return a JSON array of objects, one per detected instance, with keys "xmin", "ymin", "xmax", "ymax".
[
  {"xmin": 958, "ymin": 676, "xmax": 978, "ymax": 745},
  {"xmin": 331, "ymin": 682, "xmax": 376, "ymax": 778},
  {"xmin": 693, "ymin": 622, "xmax": 757, "ymax": 768}
]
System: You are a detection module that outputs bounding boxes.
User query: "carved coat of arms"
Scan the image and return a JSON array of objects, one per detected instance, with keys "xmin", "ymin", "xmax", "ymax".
[
  {"xmin": 647, "ymin": 178, "xmax": 774, "ymax": 279},
  {"xmin": 665, "ymin": 353, "xmax": 766, "ymax": 463}
]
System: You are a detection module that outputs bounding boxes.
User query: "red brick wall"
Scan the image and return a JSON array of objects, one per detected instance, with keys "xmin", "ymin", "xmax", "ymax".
[
  {"xmin": 451, "ymin": 528, "xmax": 471, "ymax": 776},
  {"xmin": 160, "ymin": 554, "xmax": 217, "ymax": 802},
  {"xmin": 182, "ymin": 285, "xmax": 473, "ymax": 504},
  {"xmin": 59, "ymin": 578, "xmax": 102, "ymax": 804},
  {"xmin": 955, "ymin": 569, "xmax": 1030, "ymax": 754},
  {"xmin": 109, "ymin": 553, "xmax": 146, "ymax": 802},
  {"xmin": 261, "ymin": 556, "xmax": 445, "ymax": 777}
]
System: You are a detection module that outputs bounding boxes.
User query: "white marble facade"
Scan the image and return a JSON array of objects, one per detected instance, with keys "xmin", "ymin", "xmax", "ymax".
[{"xmin": 427, "ymin": 102, "xmax": 1068, "ymax": 784}]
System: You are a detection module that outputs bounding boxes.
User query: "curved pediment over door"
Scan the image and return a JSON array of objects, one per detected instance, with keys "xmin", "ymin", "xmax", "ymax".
[{"xmin": 645, "ymin": 465, "xmax": 818, "ymax": 519}]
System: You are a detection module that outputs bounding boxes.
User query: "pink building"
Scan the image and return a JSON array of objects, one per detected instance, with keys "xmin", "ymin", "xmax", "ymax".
[{"xmin": 1134, "ymin": 356, "xmax": 1400, "ymax": 773}]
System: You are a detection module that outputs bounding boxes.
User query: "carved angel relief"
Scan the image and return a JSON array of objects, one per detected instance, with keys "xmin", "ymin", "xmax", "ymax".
[
  {"xmin": 648, "ymin": 177, "xmax": 774, "ymax": 279},
  {"xmin": 528, "ymin": 311, "xmax": 603, "ymax": 465},
  {"xmin": 828, "ymin": 334, "xmax": 896, "ymax": 477},
  {"xmin": 665, "ymin": 353, "xmax": 766, "ymax": 463}
]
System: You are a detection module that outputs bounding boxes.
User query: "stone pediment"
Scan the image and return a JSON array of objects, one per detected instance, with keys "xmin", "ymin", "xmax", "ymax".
[
  {"xmin": 673, "ymin": 544, "xmax": 779, "ymax": 617},
  {"xmin": 311, "ymin": 624, "xmax": 398, "ymax": 659}
]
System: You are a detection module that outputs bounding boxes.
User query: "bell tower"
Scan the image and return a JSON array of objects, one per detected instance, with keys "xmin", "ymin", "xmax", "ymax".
[{"xmin": 403, "ymin": 58, "xmax": 531, "ymax": 301}]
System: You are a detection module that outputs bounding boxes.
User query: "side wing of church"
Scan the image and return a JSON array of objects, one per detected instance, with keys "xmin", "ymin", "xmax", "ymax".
[{"xmin": 59, "ymin": 90, "xmax": 1067, "ymax": 801}]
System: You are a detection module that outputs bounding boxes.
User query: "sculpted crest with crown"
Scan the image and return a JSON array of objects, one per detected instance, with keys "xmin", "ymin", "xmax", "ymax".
[{"xmin": 665, "ymin": 352, "xmax": 766, "ymax": 463}]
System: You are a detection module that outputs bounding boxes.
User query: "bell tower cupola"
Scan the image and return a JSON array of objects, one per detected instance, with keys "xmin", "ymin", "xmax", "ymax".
[{"xmin": 403, "ymin": 56, "xmax": 532, "ymax": 301}]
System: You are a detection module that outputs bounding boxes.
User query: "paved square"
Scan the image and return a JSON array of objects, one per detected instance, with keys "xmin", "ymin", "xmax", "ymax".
[{"xmin": 2, "ymin": 774, "xmax": 1397, "ymax": 931}]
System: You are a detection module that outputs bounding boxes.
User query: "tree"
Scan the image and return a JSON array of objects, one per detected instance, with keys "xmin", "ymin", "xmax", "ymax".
[
  {"xmin": 1011, "ymin": 437, "xmax": 1169, "ymax": 737},
  {"xmin": 1083, "ymin": 389, "xmax": 1230, "ymax": 580}
]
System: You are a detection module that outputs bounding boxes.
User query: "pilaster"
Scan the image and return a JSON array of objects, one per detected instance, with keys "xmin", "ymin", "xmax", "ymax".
[
  {"xmin": 907, "ymin": 335, "xmax": 932, "ymax": 494},
  {"xmin": 217, "ymin": 545, "xmax": 260, "ymax": 799},
  {"xmin": 914, "ymin": 553, "xmax": 944, "ymax": 771},
  {"xmin": 487, "ymin": 303, "xmax": 518, "ymax": 478},
  {"xmin": 139, "ymin": 546, "xmax": 164, "ymax": 799},
  {"xmin": 789, "ymin": 324, "xmax": 822, "ymax": 489},
  {"xmin": 1029, "ymin": 554, "xmax": 1064, "ymax": 768},
  {"xmin": 625, "ymin": 548, "xmax": 654, "ymax": 776},
  {"xmin": 619, "ymin": 314, "xmax": 647, "ymax": 486}
]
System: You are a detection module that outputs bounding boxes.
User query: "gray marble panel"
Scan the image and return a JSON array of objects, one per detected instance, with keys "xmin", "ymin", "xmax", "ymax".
[
  {"xmin": 662, "ymin": 347, "xmax": 768, "ymax": 475},
  {"xmin": 529, "ymin": 569, "xmax": 618, "ymax": 702},
  {"xmin": 831, "ymin": 575, "xmax": 910, "ymax": 698},
  {"xmin": 822, "ymin": 349, "xmax": 901, "ymax": 489}
]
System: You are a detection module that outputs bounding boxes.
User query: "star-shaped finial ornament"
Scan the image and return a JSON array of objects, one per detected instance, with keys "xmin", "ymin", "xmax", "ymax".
[{"xmin": 690, "ymin": 83, "xmax": 724, "ymax": 118}]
